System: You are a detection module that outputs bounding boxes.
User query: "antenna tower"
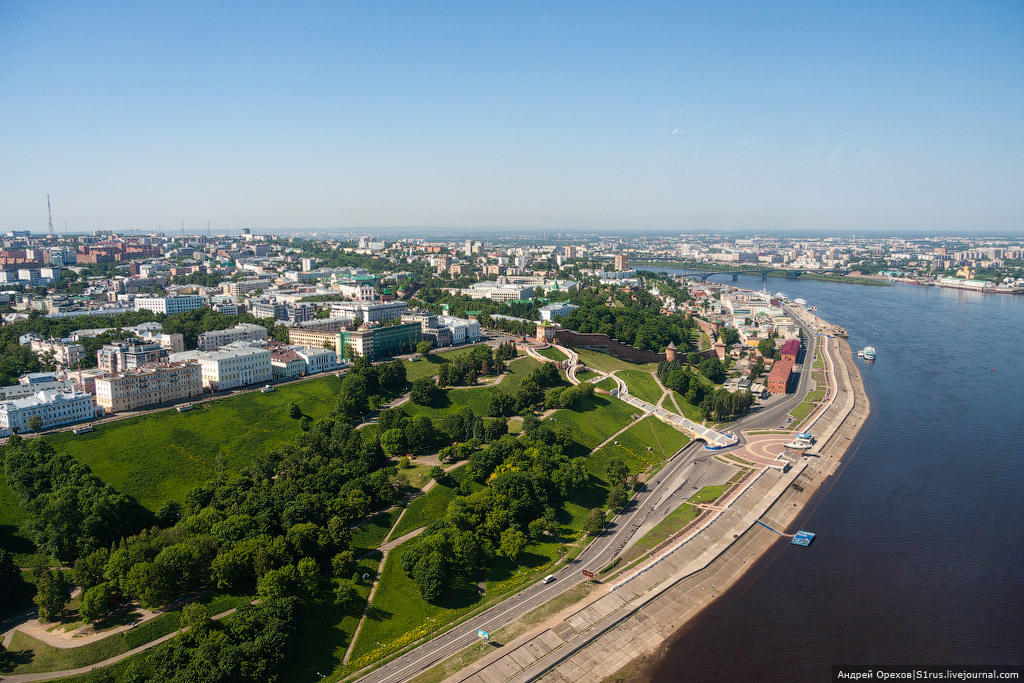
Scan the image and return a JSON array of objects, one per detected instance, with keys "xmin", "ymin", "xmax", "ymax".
[{"xmin": 47, "ymin": 194, "xmax": 54, "ymax": 238}]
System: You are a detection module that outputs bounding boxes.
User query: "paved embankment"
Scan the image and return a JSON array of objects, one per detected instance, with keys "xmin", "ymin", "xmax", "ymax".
[{"xmin": 446, "ymin": 336, "xmax": 870, "ymax": 683}]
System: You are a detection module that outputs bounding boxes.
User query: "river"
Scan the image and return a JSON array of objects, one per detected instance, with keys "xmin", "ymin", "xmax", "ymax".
[{"xmin": 645, "ymin": 270, "xmax": 1024, "ymax": 680}]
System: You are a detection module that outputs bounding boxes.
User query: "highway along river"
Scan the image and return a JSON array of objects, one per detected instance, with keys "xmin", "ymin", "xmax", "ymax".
[{"xmin": 646, "ymin": 270, "xmax": 1024, "ymax": 681}]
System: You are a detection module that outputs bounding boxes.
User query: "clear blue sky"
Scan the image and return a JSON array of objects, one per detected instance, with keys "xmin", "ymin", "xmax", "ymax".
[{"xmin": 1, "ymin": 1, "xmax": 1021, "ymax": 233}]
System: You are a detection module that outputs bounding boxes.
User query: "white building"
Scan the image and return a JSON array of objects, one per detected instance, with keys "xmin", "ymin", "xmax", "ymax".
[
  {"xmin": 334, "ymin": 282, "xmax": 376, "ymax": 300},
  {"xmin": 197, "ymin": 323, "xmax": 269, "ymax": 351},
  {"xmin": 452, "ymin": 283, "xmax": 534, "ymax": 302},
  {"xmin": 328, "ymin": 300, "xmax": 408, "ymax": 323},
  {"xmin": 538, "ymin": 302, "xmax": 578, "ymax": 321},
  {"xmin": 0, "ymin": 389, "xmax": 97, "ymax": 436},
  {"xmin": 294, "ymin": 346, "xmax": 342, "ymax": 375},
  {"xmin": 436, "ymin": 315, "xmax": 481, "ymax": 346},
  {"xmin": 0, "ymin": 372, "xmax": 75, "ymax": 400},
  {"xmin": 170, "ymin": 342, "xmax": 272, "ymax": 391},
  {"xmin": 134, "ymin": 295, "xmax": 207, "ymax": 315}
]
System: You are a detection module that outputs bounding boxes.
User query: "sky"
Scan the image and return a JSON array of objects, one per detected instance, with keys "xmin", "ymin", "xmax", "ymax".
[{"xmin": 1, "ymin": 1, "xmax": 1022, "ymax": 234}]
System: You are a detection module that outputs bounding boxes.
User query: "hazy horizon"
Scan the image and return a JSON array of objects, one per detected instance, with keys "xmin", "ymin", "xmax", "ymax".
[{"xmin": 2, "ymin": 1, "xmax": 1022, "ymax": 234}]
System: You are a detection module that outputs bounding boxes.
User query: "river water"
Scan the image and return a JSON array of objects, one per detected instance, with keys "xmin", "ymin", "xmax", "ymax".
[{"xmin": 646, "ymin": 270, "xmax": 1024, "ymax": 680}]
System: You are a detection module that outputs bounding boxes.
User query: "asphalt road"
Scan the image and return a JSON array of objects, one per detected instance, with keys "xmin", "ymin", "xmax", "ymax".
[{"xmin": 356, "ymin": 320, "xmax": 822, "ymax": 683}]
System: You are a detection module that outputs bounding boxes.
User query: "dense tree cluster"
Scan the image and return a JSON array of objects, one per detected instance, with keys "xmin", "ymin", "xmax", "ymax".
[
  {"xmin": 334, "ymin": 357, "xmax": 406, "ymax": 418},
  {"xmin": 402, "ymin": 434, "xmax": 586, "ymax": 602},
  {"xmin": 437, "ymin": 344, "xmax": 505, "ymax": 387},
  {"xmin": 485, "ymin": 362, "xmax": 561, "ymax": 417},
  {"xmin": 2, "ymin": 436, "xmax": 150, "ymax": 562},
  {"xmin": 656, "ymin": 360, "xmax": 708, "ymax": 407},
  {"xmin": 699, "ymin": 389, "xmax": 755, "ymax": 422},
  {"xmin": 558, "ymin": 289, "xmax": 696, "ymax": 352}
]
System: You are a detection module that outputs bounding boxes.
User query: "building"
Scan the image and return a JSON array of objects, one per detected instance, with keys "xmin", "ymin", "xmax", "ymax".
[
  {"xmin": 271, "ymin": 348, "xmax": 306, "ymax": 379},
  {"xmin": 338, "ymin": 322, "xmax": 421, "ymax": 360},
  {"xmin": 0, "ymin": 372, "xmax": 75, "ymax": 400},
  {"xmin": 780, "ymin": 339, "xmax": 801, "ymax": 362},
  {"xmin": 30, "ymin": 338, "xmax": 86, "ymax": 368},
  {"xmin": 288, "ymin": 327, "xmax": 340, "ymax": 352},
  {"xmin": 329, "ymin": 300, "xmax": 408, "ymax": 323},
  {"xmin": 767, "ymin": 359, "xmax": 794, "ymax": 394},
  {"xmin": 93, "ymin": 363, "xmax": 203, "ymax": 413},
  {"xmin": 170, "ymin": 342, "xmax": 272, "ymax": 391},
  {"xmin": 453, "ymin": 282, "xmax": 534, "ymax": 302},
  {"xmin": 220, "ymin": 279, "xmax": 270, "ymax": 296},
  {"xmin": 614, "ymin": 253, "xmax": 629, "ymax": 271},
  {"xmin": 97, "ymin": 339, "xmax": 169, "ymax": 373},
  {"xmin": 197, "ymin": 323, "xmax": 269, "ymax": 351},
  {"xmin": 436, "ymin": 315, "xmax": 481, "ymax": 346},
  {"xmin": 134, "ymin": 295, "xmax": 206, "ymax": 315},
  {"xmin": 538, "ymin": 302, "xmax": 578, "ymax": 321},
  {"xmin": 294, "ymin": 347, "xmax": 342, "ymax": 374},
  {"xmin": 0, "ymin": 389, "xmax": 97, "ymax": 436}
]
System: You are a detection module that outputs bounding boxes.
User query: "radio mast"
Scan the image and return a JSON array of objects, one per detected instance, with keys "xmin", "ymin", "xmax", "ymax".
[{"xmin": 47, "ymin": 194, "xmax": 54, "ymax": 238}]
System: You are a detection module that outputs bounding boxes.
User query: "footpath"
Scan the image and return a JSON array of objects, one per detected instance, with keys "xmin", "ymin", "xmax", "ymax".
[{"xmin": 444, "ymin": 330, "xmax": 869, "ymax": 683}]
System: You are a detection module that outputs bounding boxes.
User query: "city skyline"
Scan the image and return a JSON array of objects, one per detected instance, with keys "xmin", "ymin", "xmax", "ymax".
[{"xmin": 2, "ymin": 1, "xmax": 1022, "ymax": 233}]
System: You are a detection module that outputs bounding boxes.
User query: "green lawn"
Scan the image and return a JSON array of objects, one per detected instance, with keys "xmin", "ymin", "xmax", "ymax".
[
  {"xmin": 594, "ymin": 376, "xmax": 618, "ymax": 392},
  {"xmin": 574, "ymin": 349, "xmax": 656, "ymax": 375},
  {"xmin": 346, "ymin": 541, "xmax": 484, "ymax": 668},
  {"xmin": 42, "ymin": 375, "xmax": 345, "ymax": 512},
  {"xmin": 538, "ymin": 347, "xmax": 568, "ymax": 362},
  {"xmin": 403, "ymin": 346, "xmax": 514, "ymax": 383},
  {"xmin": 616, "ymin": 368, "xmax": 663, "ymax": 404},
  {"xmin": 688, "ymin": 484, "xmax": 730, "ymax": 504},
  {"xmin": 574, "ymin": 369, "xmax": 598, "ymax": 382},
  {"xmin": 545, "ymin": 394, "xmax": 642, "ymax": 457},
  {"xmin": 626, "ymin": 503, "xmax": 701, "ymax": 557},
  {"xmin": 0, "ymin": 593, "xmax": 245, "ymax": 675},
  {"xmin": 284, "ymin": 557, "xmax": 379, "ymax": 683},
  {"xmin": 388, "ymin": 484, "xmax": 456, "ymax": 541},
  {"xmin": 0, "ymin": 470, "xmax": 51, "ymax": 568},
  {"xmin": 789, "ymin": 387, "xmax": 827, "ymax": 424},
  {"xmin": 351, "ymin": 509, "xmax": 402, "ymax": 554},
  {"xmin": 586, "ymin": 416, "xmax": 689, "ymax": 484},
  {"xmin": 669, "ymin": 389, "xmax": 704, "ymax": 422},
  {"xmin": 401, "ymin": 357, "xmax": 546, "ymax": 420}
]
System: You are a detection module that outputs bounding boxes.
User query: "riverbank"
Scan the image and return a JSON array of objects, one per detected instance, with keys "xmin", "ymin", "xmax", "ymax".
[
  {"xmin": 634, "ymin": 261, "xmax": 891, "ymax": 286},
  {"xmin": 440, "ymin": 313, "xmax": 870, "ymax": 683}
]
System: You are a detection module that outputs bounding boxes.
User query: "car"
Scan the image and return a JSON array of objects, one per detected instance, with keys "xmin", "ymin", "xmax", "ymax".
[{"xmin": 542, "ymin": 575, "xmax": 555, "ymax": 584}]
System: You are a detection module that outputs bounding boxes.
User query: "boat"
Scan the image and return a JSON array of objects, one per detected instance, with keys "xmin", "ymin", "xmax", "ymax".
[{"xmin": 861, "ymin": 346, "xmax": 876, "ymax": 361}]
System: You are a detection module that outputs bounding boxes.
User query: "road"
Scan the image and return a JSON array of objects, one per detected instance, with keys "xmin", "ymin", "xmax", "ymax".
[{"xmin": 355, "ymin": 319, "xmax": 820, "ymax": 683}]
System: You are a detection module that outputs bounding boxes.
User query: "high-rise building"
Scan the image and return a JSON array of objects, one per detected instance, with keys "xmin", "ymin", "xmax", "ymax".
[{"xmin": 614, "ymin": 253, "xmax": 628, "ymax": 271}]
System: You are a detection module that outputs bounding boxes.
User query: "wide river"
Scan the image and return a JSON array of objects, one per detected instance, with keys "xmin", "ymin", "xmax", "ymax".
[{"xmin": 645, "ymin": 270, "xmax": 1023, "ymax": 680}]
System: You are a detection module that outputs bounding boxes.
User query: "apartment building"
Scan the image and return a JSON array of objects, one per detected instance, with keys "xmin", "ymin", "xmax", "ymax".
[
  {"xmin": 0, "ymin": 372, "xmax": 75, "ymax": 400},
  {"xmin": 134, "ymin": 295, "xmax": 206, "ymax": 315},
  {"xmin": 328, "ymin": 300, "xmax": 408, "ymax": 323},
  {"xmin": 30, "ymin": 338, "xmax": 86, "ymax": 367},
  {"xmin": 94, "ymin": 363, "xmax": 203, "ymax": 413},
  {"xmin": 197, "ymin": 323, "xmax": 268, "ymax": 351},
  {"xmin": 170, "ymin": 342, "xmax": 272, "ymax": 391},
  {"xmin": 96, "ymin": 339, "xmax": 169, "ymax": 373},
  {"xmin": 0, "ymin": 389, "xmax": 97, "ymax": 436}
]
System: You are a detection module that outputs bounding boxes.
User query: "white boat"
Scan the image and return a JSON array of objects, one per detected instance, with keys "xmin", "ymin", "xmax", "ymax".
[{"xmin": 861, "ymin": 346, "xmax": 876, "ymax": 361}]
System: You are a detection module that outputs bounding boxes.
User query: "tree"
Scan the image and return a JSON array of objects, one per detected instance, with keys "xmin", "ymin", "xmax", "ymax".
[
  {"xmin": 334, "ymin": 579, "xmax": 358, "ymax": 607},
  {"xmin": 380, "ymin": 428, "xmax": 406, "ymax": 457},
  {"xmin": 288, "ymin": 402, "xmax": 302, "ymax": 419},
  {"xmin": 583, "ymin": 509, "xmax": 605, "ymax": 537},
  {"xmin": 155, "ymin": 499, "xmax": 182, "ymax": 527},
  {"xmin": 416, "ymin": 341, "xmax": 432, "ymax": 357},
  {"xmin": 758, "ymin": 338, "xmax": 776, "ymax": 359},
  {"xmin": 605, "ymin": 486, "xmax": 628, "ymax": 513},
  {"xmin": 28, "ymin": 414, "xmax": 43, "ymax": 432},
  {"xmin": 486, "ymin": 392, "xmax": 515, "ymax": 418},
  {"xmin": 699, "ymin": 357, "xmax": 726, "ymax": 383},
  {"xmin": 410, "ymin": 378, "xmax": 440, "ymax": 406},
  {"xmin": 72, "ymin": 547, "xmax": 110, "ymax": 590},
  {"xmin": 606, "ymin": 458, "xmax": 629, "ymax": 485},
  {"xmin": 404, "ymin": 415, "xmax": 437, "ymax": 453},
  {"xmin": 0, "ymin": 549, "xmax": 19, "ymax": 604},
  {"xmin": 498, "ymin": 528, "xmax": 527, "ymax": 563},
  {"xmin": 79, "ymin": 582, "xmax": 114, "ymax": 623},
  {"xmin": 35, "ymin": 568, "xmax": 71, "ymax": 622}
]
